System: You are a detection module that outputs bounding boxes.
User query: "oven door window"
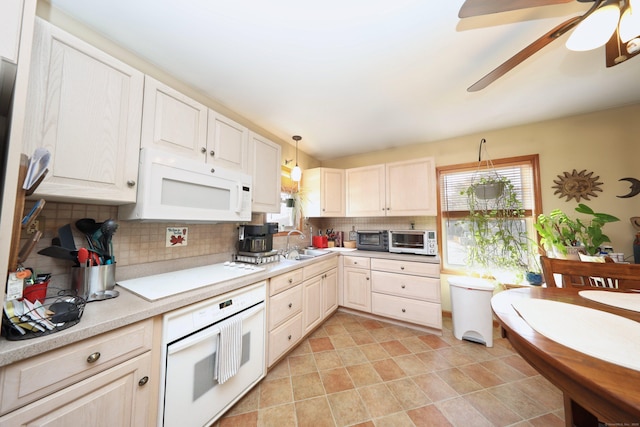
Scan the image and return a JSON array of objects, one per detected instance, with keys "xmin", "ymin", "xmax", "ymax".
[
  {"xmin": 163, "ymin": 305, "xmax": 265, "ymax": 427},
  {"xmin": 358, "ymin": 233, "xmax": 381, "ymax": 246},
  {"xmin": 392, "ymin": 233, "xmax": 424, "ymax": 249}
]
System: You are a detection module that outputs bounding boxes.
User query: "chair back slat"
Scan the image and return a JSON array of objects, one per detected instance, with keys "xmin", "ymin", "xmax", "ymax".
[{"xmin": 540, "ymin": 256, "xmax": 640, "ymax": 290}]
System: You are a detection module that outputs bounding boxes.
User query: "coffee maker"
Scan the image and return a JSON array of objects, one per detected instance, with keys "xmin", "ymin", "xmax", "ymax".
[{"xmin": 236, "ymin": 223, "xmax": 280, "ymax": 264}]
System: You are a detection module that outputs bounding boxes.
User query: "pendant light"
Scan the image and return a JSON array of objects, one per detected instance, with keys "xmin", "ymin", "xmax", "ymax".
[
  {"xmin": 566, "ymin": 0, "xmax": 621, "ymax": 51},
  {"xmin": 291, "ymin": 135, "xmax": 302, "ymax": 182},
  {"xmin": 620, "ymin": 0, "xmax": 640, "ymax": 42}
]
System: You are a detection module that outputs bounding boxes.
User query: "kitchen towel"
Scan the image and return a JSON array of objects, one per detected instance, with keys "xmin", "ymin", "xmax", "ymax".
[
  {"xmin": 512, "ymin": 299, "xmax": 640, "ymax": 372},
  {"xmin": 217, "ymin": 316, "xmax": 243, "ymax": 384}
]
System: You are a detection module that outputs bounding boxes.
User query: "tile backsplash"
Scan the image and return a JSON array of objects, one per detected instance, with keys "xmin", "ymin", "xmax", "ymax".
[{"xmin": 17, "ymin": 200, "xmax": 437, "ymax": 290}]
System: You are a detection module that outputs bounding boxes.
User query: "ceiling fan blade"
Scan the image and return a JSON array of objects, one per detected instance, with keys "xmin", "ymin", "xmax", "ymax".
[
  {"xmin": 459, "ymin": 0, "xmax": 574, "ymax": 18},
  {"xmin": 467, "ymin": 16, "xmax": 582, "ymax": 92},
  {"xmin": 605, "ymin": 31, "xmax": 640, "ymax": 67}
]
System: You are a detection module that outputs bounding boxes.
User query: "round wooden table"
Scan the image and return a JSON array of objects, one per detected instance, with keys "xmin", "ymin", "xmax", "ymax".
[{"xmin": 491, "ymin": 287, "xmax": 640, "ymax": 427}]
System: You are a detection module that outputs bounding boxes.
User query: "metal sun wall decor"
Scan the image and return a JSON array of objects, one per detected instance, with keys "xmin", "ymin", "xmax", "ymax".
[
  {"xmin": 552, "ymin": 169, "xmax": 603, "ymax": 202},
  {"xmin": 618, "ymin": 178, "xmax": 640, "ymax": 198}
]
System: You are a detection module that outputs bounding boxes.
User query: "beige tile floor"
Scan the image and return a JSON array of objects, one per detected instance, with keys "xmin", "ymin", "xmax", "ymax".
[{"xmin": 215, "ymin": 312, "xmax": 565, "ymax": 427}]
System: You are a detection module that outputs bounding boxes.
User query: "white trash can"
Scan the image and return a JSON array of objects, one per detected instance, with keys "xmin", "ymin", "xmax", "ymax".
[{"xmin": 448, "ymin": 277, "xmax": 496, "ymax": 347}]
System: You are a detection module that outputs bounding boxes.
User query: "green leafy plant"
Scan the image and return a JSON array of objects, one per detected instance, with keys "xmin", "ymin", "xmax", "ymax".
[
  {"xmin": 460, "ymin": 174, "xmax": 530, "ymax": 277},
  {"xmin": 534, "ymin": 204, "xmax": 620, "ymax": 256}
]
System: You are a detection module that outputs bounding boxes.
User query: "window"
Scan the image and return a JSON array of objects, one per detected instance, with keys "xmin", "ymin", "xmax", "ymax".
[
  {"xmin": 437, "ymin": 155, "xmax": 542, "ymax": 274},
  {"xmin": 267, "ymin": 166, "xmax": 301, "ymax": 232}
]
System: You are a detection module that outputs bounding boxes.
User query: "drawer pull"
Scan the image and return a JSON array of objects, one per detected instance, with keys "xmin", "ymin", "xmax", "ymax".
[
  {"xmin": 86, "ymin": 352, "xmax": 101, "ymax": 363},
  {"xmin": 288, "ymin": 278, "xmax": 293, "ymax": 283},
  {"xmin": 288, "ymin": 302, "xmax": 293, "ymax": 308},
  {"xmin": 401, "ymin": 266, "xmax": 405, "ymax": 270},
  {"xmin": 402, "ymin": 308, "xmax": 406, "ymax": 313},
  {"xmin": 401, "ymin": 284, "xmax": 406, "ymax": 289},
  {"xmin": 138, "ymin": 376, "xmax": 149, "ymax": 387},
  {"xmin": 366, "ymin": 276, "xmax": 370, "ymax": 280},
  {"xmin": 354, "ymin": 261, "xmax": 358, "ymax": 265},
  {"xmin": 288, "ymin": 334, "xmax": 292, "ymax": 340}
]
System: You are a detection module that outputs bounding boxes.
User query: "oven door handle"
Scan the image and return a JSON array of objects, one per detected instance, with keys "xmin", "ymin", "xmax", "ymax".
[{"xmin": 167, "ymin": 325, "xmax": 222, "ymax": 355}]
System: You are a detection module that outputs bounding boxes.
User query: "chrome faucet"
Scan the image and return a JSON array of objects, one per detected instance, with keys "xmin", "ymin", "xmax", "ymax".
[{"xmin": 286, "ymin": 229, "xmax": 306, "ymax": 252}]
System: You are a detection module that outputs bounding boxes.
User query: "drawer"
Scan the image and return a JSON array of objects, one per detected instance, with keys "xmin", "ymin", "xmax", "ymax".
[
  {"xmin": 269, "ymin": 284, "xmax": 302, "ymax": 330},
  {"xmin": 268, "ymin": 312, "xmax": 303, "ymax": 367},
  {"xmin": 343, "ymin": 255, "xmax": 370, "ymax": 269},
  {"xmin": 371, "ymin": 270, "xmax": 440, "ymax": 302},
  {"xmin": 372, "ymin": 292, "xmax": 442, "ymax": 329},
  {"xmin": 303, "ymin": 256, "xmax": 338, "ymax": 280},
  {"xmin": 371, "ymin": 258, "xmax": 439, "ymax": 277},
  {"xmin": 0, "ymin": 318, "xmax": 154, "ymax": 415},
  {"xmin": 269, "ymin": 268, "xmax": 304, "ymax": 296}
]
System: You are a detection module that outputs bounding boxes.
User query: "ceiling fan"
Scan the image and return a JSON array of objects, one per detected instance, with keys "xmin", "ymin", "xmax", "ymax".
[{"xmin": 460, "ymin": 0, "xmax": 640, "ymax": 91}]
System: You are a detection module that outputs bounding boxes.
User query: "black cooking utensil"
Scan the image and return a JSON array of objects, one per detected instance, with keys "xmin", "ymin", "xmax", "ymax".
[
  {"xmin": 75, "ymin": 218, "xmax": 100, "ymax": 250},
  {"xmin": 58, "ymin": 224, "xmax": 76, "ymax": 250}
]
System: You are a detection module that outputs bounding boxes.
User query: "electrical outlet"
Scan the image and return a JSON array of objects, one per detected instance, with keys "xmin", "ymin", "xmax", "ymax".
[{"xmin": 26, "ymin": 219, "xmax": 41, "ymax": 235}]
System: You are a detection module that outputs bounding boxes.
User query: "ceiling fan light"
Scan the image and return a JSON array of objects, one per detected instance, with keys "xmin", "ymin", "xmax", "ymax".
[
  {"xmin": 566, "ymin": 3, "xmax": 621, "ymax": 51},
  {"xmin": 620, "ymin": 1, "xmax": 640, "ymax": 43}
]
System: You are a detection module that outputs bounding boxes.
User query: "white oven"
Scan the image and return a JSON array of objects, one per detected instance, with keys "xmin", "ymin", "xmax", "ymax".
[
  {"xmin": 159, "ymin": 282, "xmax": 266, "ymax": 427},
  {"xmin": 389, "ymin": 230, "xmax": 438, "ymax": 256}
]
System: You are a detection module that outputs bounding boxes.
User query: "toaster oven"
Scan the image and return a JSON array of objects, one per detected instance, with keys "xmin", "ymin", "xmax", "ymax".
[{"xmin": 388, "ymin": 230, "xmax": 437, "ymax": 256}]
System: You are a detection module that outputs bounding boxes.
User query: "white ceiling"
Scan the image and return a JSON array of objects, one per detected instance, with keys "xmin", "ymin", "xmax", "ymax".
[{"xmin": 47, "ymin": 0, "xmax": 640, "ymax": 160}]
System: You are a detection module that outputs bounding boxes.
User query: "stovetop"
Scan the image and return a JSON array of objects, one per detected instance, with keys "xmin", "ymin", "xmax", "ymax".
[{"xmin": 117, "ymin": 262, "xmax": 265, "ymax": 302}]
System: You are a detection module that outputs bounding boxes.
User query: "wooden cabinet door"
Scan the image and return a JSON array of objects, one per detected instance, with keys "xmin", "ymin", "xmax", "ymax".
[
  {"xmin": 0, "ymin": 353, "xmax": 153, "ymax": 427},
  {"xmin": 249, "ymin": 132, "xmax": 281, "ymax": 213},
  {"xmin": 342, "ymin": 266, "xmax": 371, "ymax": 312},
  {"xmin": 320, "ymin": 168, "xmax": 345, "ymax": 217},
  {"xmin": 346, "ymin": 164, "xmax": 385, "ymax": 217},
  {"xmin": 385, "ymin": 157, "xmax": 436, "ymax": 216},
  {"xmin": 0, "ymin": 0, "xmax": 23, "ymax": 62},
  {"xmin": 323, "ymin": 268, "xmax": 338, "ymax": 317},
  {"xmin": 206, "ymin": 109, "xmax": 248, "ymax": 172},
  {"xmin": 140, "ymin": 75, "xmax": 208, "ymax": 160},
  {"xmin": 23, "ymin": 18, "xmax": 143, "ymax": 203},
  {"xmin": 303, "ymin": 275, "xmax": 323, "ymax": 334}
]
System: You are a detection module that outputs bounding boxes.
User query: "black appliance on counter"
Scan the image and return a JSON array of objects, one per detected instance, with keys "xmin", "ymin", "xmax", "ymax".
[
  {"xmin": 236, "ymin": 223, "xmax": 280, "ymax": 264},
  {"xmin": 355, "ymin": 230, "xmax": 389, "ymax": 251}
]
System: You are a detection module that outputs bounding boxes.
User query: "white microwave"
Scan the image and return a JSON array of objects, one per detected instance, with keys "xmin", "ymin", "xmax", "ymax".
[
  {"xmin": 388, "ymin": 230, "xmax": 437, "ymax": 256},
  {"xmin": 118, "ymin": 148, "xmax": 252, "ymax": 222}
]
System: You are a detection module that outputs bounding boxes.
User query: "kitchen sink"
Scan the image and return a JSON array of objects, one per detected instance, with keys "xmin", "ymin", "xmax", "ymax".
[{"xmin": 285, "ymin": 248, "xmax": 330, "ymax": 261}]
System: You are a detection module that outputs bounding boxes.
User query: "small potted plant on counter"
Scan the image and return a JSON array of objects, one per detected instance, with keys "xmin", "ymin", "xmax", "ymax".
[{"xmin": 534, "ymin": 204, "xmax": 620, "ymax": 259}]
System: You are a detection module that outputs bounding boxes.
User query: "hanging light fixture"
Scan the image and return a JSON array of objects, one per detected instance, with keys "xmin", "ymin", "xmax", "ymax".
[
  {"xmin": 291, "ymin": 135, "xmax": 302, "ymax": 182},
  {"xmin": 620, "ymin": 0, "xmax": 640, "ymax": 42},
  {"xmin": 566, "ymin": 0, "xmax": 621, "ymax": 51}
]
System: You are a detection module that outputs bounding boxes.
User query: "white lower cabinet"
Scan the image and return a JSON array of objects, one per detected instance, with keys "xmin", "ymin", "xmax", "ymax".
[
  {"xmin": 0, "ymin": 319, "xmax": 157, "ymax": 426},
  {"xmin": 342, "ymin": 256, "xmax": 371, "ymax": 312},
  {"xmin": 267, "ymin": 257, "xmax": 338, "ymax": 368},
  {"xmin": 370, "ymin": 258, "xmax": 442, "ymax": 329}
]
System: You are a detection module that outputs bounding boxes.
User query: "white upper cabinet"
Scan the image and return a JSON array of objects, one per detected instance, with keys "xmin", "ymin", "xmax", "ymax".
[
  {"xmin": 346, "ymin": 164, "xmax": 385, "ymax": 217},
  {"xmin": 22, "ymin": 18, "xmax": 144, "ymax": 204},
  {"xmin": 0, "ymin": 0, "xmax": 23, "ymax": 63},
  {"xmin": 385, "ymin": 157, "xmax": 436, "ymax": 216},
  {"xmin": 140, "ymin": 75, "xmax": 208, "ymax": 160},
  {"xmin": 206, "ymin": 109, "xmax": 249, "ymax": 172},
  {"xmin": 346, "ymin": 157, "xmax": 436, "ymax": 217},
  {"xmin": 302, "ymin": 168, "xmax": 345, "ymax": 217},
  {"xmin": 249, "ymin": 132, "xmax": 281, "ymax": 213}
]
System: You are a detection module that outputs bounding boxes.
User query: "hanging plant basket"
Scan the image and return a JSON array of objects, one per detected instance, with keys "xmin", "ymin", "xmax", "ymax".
[{"xmin": 473, "ymin": 181, "xmax": 505, "ymax": 200}]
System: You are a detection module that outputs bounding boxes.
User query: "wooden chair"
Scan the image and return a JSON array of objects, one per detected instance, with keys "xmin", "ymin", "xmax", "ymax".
[{"xmin": 540, "ymin": 256, "xmax": 640, "ymax": 290}]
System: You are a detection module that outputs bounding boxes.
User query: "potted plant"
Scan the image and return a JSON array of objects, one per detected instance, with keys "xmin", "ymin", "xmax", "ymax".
[
  {"xmin": 459, "ymin": 174, "xmax": 530, "ymax": 282},
  {"xmin": 534, "ymin": 204, "xmax": 620, "ymax": 258}
]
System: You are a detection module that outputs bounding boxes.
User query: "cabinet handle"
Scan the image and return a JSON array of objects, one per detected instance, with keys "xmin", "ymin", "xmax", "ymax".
[
  {"xmin": 288, "ymin": 278, "xmax": 293, "ymax": 283},
  {"xmin": 401, "ymin": 284, "xmax": 406, "ymax": 289},
  {"xmin": 288, "ymin": 302, "xmax": 293, "ymax": 308},
  {"xmin": 288, "ymin": 334, "xmax": 292, "ymax": 340},
  {"xmin": 354, "ymin": 261, "xmax": 358, "ymax": 265},
  {"xmin": 138, "ymin": 376, "xmax": 149, "ymax": 387},
  {"xmin": 200, "ymin": 147, "xmax": 206, "ymax": 153},
  {"xmin": 366, "ymin": 276, "xmax": 370, "ymax": 280},
  {"xmin": 126, "ymin": 180, "xmax": 136, "ymax": 187},
  {"xmin": 86, "ymin": 352, "xmax": 101, "ymax": 363},
  {"xmin": 210, "ymin": 168, "xmax": 215, "ymax": 174},
  {"xmin": 210, "ymin": 150, "xmax": 215, "ymax": 157},
  {"xmin": 400, "ymin": 266, "xmax": 405, "ymax": 270},
  {"xmin": 402, "ymin": 308, "xmax": 406, "ymax": 313}
]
